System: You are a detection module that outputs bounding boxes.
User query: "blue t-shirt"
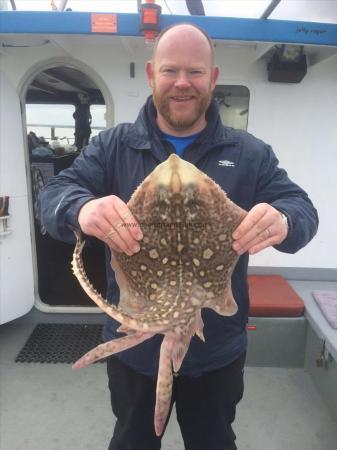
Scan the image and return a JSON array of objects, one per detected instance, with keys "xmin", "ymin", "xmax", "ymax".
[{"xmin": 162, "ymin": 132, "xmax": 200, "ymax": 157}]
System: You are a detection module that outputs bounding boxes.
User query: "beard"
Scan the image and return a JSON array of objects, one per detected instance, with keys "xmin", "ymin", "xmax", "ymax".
[{"xmin": 152, "ymin": 84, "xmax": 212, "ymax": 132}]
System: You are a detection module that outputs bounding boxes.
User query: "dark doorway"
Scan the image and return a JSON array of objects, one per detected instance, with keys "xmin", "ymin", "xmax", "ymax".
[{"xmin": 26, "ymin": 65, "xmax": 107, "ymax": 307}]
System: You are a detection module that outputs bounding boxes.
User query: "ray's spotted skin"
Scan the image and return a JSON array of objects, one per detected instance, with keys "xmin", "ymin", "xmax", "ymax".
[{"xmin": 71, "ymin": 154, "xmax": 247, "ymax": 436}]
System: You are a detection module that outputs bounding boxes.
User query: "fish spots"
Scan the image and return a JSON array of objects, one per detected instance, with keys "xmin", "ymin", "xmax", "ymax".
[
  {"xmin": 203, "ymin": 248, "xmax": 213, "ymax": 259},
  {"xmin": 149, "ymin": 249, "xmax": 159, "ymax": 259},
  {"xmin": 193, "ymin": 258, "xmax": 200, "ymax": 267}
]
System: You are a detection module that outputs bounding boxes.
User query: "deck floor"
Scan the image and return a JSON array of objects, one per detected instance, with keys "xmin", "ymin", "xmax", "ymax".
[{"xmin": 1, "ymin": 287, "xmax": 337, "ymax": 450}]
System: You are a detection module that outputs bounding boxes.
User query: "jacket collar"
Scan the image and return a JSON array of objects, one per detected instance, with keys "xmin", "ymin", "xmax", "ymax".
[{"xmin": 124, "ymin": 96, "xmax": 238, "ymax": 162}]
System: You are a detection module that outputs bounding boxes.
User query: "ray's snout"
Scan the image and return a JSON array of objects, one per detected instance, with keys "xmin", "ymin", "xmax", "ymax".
[
  {"xmin": 151, "ymin": 153, "xmax": 200, "ymax": 194},
  {"xmin": 168, "ymin": 155, "xmax": 183, "ymax": 193}
]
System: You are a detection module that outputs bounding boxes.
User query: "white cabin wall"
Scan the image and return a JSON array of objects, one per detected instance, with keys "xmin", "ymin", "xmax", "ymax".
[
  {"xmin": 213, "ymin": 46, "xmax": 337, "ymax": 271},
  {"xmin": 247, "ymin": 56, "xmax": 337, "ymax": 270},
  {"xmin": 2, "ymin": 44, "xmax": 71, "ymax": 87},
  {"xmin": 69, "ymin": 38, "xmax": 152, "ymax": 124},
  {"xmin": 0, "ymin": 69, "xmax": 35, "ymax": 323},
  {"xmin": 2, "ymin": 39, "xmax": 336, "ymax": 272}
]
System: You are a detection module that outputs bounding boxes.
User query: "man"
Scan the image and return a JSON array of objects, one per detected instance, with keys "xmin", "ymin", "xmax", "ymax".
[
  {"xmin": 39, "ymin": 24, "xmax": 318, "ymax": 450},
  {"xmin": 73, "ymin": 96, "xmax": 92, "ymax": 150}
]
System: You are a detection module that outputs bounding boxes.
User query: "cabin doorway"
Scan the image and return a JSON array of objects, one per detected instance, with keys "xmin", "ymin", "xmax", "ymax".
[{"xmin": 25, "ymin": 65, "xmax": 108, "ymax": 308}]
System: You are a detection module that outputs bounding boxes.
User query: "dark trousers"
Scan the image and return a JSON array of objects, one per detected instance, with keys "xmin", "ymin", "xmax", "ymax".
[{"xmin": 107, "ymin": 351, "xmax": 246, "ymax": 450}]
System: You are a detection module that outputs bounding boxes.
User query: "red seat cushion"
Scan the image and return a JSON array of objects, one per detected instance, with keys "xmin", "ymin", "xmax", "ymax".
[{"xmin": 248, "ymin": 275, "xmax": 304, "ymax": 317}]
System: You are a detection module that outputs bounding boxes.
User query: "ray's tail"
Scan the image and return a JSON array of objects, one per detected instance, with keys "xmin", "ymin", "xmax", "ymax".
[{"xmin": 71, "ymin": 230, "xmax": 136, "ymax": 326}]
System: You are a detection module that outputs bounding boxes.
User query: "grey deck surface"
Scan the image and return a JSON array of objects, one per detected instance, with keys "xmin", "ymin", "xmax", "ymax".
[{"xmin": 1, "ymin": 283, "xmax": 337, "ymax": 450}]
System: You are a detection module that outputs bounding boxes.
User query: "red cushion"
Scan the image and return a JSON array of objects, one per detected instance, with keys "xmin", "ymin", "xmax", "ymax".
[{"xmin": 248, "ymin": 275, "xmax": 304, "ymax": 317}]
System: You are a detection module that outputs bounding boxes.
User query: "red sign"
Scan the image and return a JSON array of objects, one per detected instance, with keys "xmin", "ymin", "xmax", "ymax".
[
  {"xmin": 143, "ymin": 9, "xmax": 158, "ymax": 24},
  {"xmin": 91, "ymin": 14, "xmax": 117, "ymax": 33}
]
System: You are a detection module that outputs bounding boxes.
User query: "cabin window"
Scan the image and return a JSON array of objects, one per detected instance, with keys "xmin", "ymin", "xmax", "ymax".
[
  {"xmin": 213, "ymin": 85, "xmax": 250, "ymax": 130},
  {"xmin": 90, "ymin": 104, "xmax": 107, "ymax": 138},
  {"xmin": 26, "ymin": 103, "xmax": 76, "ymax": 145},
  {"xmin": 26, "ymin": 103, "xmax": 106, "ymax": 154}
]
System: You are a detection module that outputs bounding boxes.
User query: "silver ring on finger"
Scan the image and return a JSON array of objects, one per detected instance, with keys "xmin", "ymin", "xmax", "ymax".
[
  {"xmin": 115, "ymin": 221, "xmax": 125, "ymax": 230},
  {"xmin": 121, "ymin": 212, "xmax": 132, "ymax": 221},
  {"xmin": 107, "ymin": 229, "xmax": 117, "ymax": 240}
]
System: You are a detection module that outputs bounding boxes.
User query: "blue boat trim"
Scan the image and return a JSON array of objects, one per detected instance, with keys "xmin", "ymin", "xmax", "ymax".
[{"xmin": 0, "ymin": 11, "xmax": 337, "ymax": 46}]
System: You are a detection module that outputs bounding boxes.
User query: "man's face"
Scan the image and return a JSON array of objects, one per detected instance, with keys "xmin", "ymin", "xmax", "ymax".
[{"xmin": 146, "ymin": 26, "xmax": 219, "ymax": 136}]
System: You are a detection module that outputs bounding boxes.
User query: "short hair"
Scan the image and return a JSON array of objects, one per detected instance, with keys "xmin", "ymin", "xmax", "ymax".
[{"xmin": 152, "ymin": 23, "xmax": 215, "ymax": 65}]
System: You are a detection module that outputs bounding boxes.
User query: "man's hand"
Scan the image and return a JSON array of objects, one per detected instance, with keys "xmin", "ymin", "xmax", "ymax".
[
  {"xmin": 232, "ymin": 203, "xmax": 288, "ymax": 255},
  {"xmin": 78, "ymin": 196, "xmax": 143, "ymax": 256}
]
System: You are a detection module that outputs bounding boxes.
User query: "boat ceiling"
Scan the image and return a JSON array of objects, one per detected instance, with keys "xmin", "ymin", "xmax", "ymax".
[
  {"xmin": 26, "ymin": 66, "xmax": 105, "ymax": 105},
  {"xmin": 11, "ymin": 0, "xmax": 337, "ymax": 24}
]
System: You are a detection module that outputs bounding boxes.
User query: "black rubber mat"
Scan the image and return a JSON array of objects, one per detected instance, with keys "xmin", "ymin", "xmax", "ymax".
[{"xmin": 15, "ymin": 323, "xmax": 103, "ymax": 364}]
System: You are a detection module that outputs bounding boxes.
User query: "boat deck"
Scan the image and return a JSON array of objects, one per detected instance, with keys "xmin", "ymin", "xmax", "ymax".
[{"xmin": 1, "ymin": 281, "xmax": 337, "ymax": 450}]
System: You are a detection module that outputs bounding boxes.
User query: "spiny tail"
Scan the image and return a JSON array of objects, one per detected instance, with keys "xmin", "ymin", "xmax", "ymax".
[
  {"xmin": 154, "ymin": 336, "xmax": 174, "ymax": 436},
  {"xmin": 71, "ymin": 230, "xmax": 137, "ymax": 327}
]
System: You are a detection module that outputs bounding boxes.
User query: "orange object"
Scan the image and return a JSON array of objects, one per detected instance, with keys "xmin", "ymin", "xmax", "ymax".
[
  {"xmin": 91, "ymin": 14, "xmax": 117, "ymax": 34},
  {"xmin": 140, "ymin": 1, "xmax": 161, "ymax": 42},
  {"xmin": 248, "ymin": 275, "xmax": 304, "ymax": 317},
  {"xmin": 144, "ymin": 8, "xmax": 158, "ymax": 24}
]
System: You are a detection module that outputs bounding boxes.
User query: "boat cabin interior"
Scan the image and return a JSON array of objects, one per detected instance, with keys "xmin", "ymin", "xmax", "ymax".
[{"xmin": 27, "ymin": 65, "xmax": 108, "ymax": 307}]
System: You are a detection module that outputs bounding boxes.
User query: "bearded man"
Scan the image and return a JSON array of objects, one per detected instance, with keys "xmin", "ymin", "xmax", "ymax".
[{"xmin": 39, "ymin": 24, "xmax": 318, "ymax": 450}]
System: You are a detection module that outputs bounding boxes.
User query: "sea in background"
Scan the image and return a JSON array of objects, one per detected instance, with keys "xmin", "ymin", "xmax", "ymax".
[{"xmin": 26, "ymin": 103, "xmax": 106, "ymax": 145}]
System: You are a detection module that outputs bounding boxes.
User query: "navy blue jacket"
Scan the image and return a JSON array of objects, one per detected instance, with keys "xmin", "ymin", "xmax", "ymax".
[{"xmin": 39, "ymin": 97, "xmax": 318, "ymax": 376}]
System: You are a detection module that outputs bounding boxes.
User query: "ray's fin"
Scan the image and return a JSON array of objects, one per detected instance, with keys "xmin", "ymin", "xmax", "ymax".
[
  {"xmin": 205, "ymin": 281, "xmax": 238, "ymax": 316},
  {"xmin": 72, "ymin": 332, "xmax": 154, "ymax": 369}
]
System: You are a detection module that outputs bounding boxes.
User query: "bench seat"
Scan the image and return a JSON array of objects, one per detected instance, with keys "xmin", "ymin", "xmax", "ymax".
[
  {"xmin": 289, "ymin": 280, "xmax": 337, "ymax": 363},
  {"xmin": 248, "ymin": 275, "xmax": 304, "ymax": 317},
  {"xmin": 246, "ymin": 275, "xmax": 306, "ymax": 367}
]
